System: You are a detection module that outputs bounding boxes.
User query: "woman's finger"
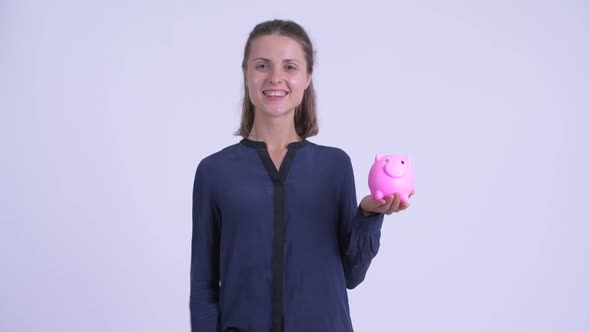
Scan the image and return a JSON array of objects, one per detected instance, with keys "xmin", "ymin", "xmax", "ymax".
[
  {"xmin": 399, "ymin": 201, "xmax": 409, "ymax": 210},
  {"xmin": 385, "ymin": 204, "xmax": 399, "ymax": 215},
  {"xmin": 384, "ymin": 195, "xmax": 395, "ymax": 210},
  {"xmin": 385, "ymin": 193, "xmax": 401, "ymax": 214},
  {"xmin": 393, "ymin": 193, "xmax": 401, "ymax": 207},
  {"xmin": 374, "ymin": 195, "xmax": 390, "ymax": 210}
]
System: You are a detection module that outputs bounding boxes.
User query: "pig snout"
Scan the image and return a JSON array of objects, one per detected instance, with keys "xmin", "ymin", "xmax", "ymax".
[{"xmin": 384, "ymin": 160, "xmax": 406, "ymax": 178}]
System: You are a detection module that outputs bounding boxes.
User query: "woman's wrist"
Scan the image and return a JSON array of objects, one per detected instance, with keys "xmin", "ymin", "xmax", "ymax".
[
  {"xmin": 362, "ymin": 208, "xmax": 377, "ymax": 217},
  {"xmin": 360, "ymin": 198, "xmax": 378, "ymax": 217}
]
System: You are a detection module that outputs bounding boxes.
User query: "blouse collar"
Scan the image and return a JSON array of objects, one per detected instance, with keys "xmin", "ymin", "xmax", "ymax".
[{"xmin": 239, "ymin": 137, "xmax": 309, "ymax": 150}]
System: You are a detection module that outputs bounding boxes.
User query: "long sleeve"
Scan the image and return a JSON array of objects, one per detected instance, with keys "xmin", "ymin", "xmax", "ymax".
[
  {"xmin": 338, "ymin": 153, "xmax": 385, "ymax": 290},
  {"xmin": 190, "ymin": 160, "xmax": 221, "ymax": 331}
]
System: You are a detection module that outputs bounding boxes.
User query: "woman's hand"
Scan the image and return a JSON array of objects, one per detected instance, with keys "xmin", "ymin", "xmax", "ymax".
[{"xmin": 360, "ymin": 190, "xmax": 415, "ymax": 216}]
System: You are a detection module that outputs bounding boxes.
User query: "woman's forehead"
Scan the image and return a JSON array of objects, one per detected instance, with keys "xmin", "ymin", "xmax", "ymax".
[{"xmin": 249, "ymin": 35, "xmax": 306, "ymax": 61}]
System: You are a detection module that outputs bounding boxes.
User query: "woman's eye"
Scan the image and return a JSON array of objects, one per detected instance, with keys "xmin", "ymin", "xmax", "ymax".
[
  {"xmin": 256, "ymin": 63, "xmax": 269, "ymax": 70},
  {"xmin": 286, "ymin": 64, "xmax": 297, "ymax": 71}
]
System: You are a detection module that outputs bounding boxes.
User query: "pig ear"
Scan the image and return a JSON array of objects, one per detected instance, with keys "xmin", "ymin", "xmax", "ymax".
[{"xmin": 375, "ymin": 154, "xmax": 384, "ymax": 161}]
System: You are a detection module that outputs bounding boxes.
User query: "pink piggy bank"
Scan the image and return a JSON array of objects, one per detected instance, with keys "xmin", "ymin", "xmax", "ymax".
[{"xmin": 368, "ymin": 154, "xmax": 415, "ymax": 203}]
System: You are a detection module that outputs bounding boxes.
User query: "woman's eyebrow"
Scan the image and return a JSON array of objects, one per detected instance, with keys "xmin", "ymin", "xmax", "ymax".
[{"xmin": 252, "ymin": 57, "xmax": 301, "ymax": 64}]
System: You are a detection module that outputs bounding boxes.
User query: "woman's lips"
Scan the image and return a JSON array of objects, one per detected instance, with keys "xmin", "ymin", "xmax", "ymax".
[{"xmin": 263, "ymin": 90, "xmax": 288, "ymax": 102}]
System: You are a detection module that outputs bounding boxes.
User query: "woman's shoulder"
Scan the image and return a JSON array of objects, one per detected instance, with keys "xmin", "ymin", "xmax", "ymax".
[
  {"xmin": 306, "ymin": 141, "xmax": 355, "ymax": 180},
  {"xmin": 307, "ymin": 141, "xmax": 352, "ymax": 163},
  {"xmin": 195, "ymin": 143, "xmax": 241, "ymax": 172}
]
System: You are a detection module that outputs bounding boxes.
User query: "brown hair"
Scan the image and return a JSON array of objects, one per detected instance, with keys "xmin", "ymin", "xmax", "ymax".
[{"xmin": 234, "ymin": 19, "xmax": 319, "ymax": 139}]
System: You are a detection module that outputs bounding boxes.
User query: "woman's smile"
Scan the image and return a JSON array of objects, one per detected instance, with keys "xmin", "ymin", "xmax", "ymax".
[{"xmin": 262, "ymin": 89, "xmax": 289, "ymax": 101}]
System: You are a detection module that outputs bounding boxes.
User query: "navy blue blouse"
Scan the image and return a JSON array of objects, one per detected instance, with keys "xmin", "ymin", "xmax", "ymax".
[{"xmin": 190, "ymin": 138, "xmax": 384, "ymax": 332}]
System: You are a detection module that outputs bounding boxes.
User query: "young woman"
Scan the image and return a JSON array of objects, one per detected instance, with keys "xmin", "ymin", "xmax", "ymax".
[{"xmin": 190, "ymin": 19, "xmax": 413, "ymax": 332}]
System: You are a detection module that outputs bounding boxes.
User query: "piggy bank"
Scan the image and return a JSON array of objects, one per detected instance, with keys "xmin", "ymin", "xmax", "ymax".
[{"xmin": 368, "ymin": 154, "xmax": 414, "ymax": 203}]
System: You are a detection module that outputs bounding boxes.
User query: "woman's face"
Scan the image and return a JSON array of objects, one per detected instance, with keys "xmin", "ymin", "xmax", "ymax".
[{"xmin": 245, "ymin": 34, "xmax": 312, "ymax": 118}]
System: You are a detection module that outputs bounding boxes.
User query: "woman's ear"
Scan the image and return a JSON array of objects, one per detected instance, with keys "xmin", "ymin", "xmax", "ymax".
[{"xmin": 304, "ymin": 73, "xmax": 312, "ymax": 90}]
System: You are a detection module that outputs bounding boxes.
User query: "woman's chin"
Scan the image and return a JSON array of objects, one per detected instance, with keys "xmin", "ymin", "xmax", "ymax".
[{"xmin": 258, "ymin": 107, "xmax": 293, "ymax": 117}]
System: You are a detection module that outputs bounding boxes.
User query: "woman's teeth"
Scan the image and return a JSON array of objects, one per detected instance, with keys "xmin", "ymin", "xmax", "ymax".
[{"xmin": 264, "ymin": 91, "xmax": 287, "ymax": 96}]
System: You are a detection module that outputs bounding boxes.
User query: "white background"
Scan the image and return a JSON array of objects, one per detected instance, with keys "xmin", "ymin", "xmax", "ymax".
[{"xmin": 1, "ymin": 0, "xmax": 589, "ymax": 331}]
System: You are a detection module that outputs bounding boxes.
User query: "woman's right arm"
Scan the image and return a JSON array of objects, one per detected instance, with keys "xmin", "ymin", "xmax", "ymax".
[{"xmin": 190, "ymin": 159, "xmax": 221, "ymax": 332}]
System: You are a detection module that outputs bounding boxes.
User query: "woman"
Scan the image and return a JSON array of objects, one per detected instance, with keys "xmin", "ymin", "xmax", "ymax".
[{"xmin": 190, "ymin": 19, "xmax": 413, "ymax": 332}]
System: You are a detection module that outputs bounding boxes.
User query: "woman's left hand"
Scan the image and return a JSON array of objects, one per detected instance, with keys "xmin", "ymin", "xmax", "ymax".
[{"xmin": 360, "ymin": 190, "xmax": 415, "ymax": 216}]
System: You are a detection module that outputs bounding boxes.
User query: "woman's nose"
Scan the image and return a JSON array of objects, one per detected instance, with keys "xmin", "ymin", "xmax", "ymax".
[{"xmin": 268, "ymin": 68, "xmax": 283, "ymax": 84}]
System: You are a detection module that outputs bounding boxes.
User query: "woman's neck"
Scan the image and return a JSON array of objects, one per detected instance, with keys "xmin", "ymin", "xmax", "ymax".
[{"xmin": 248, "ymin": 115, "xmax": 302, "ymax": 151}]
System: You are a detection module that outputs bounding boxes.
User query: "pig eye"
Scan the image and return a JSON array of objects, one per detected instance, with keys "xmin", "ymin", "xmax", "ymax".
[
  {"xmin": 401, "ymin": 160, "xmax": 405, "ymax": 164},
  {"xmin": 385, "ymin": 159, "xmax": 389, "ymax": 163}
]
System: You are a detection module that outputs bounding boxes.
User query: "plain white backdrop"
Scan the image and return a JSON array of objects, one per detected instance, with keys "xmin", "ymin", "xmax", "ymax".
[{"xmin": 1, "ymin": 0, "xmax": 589, "ymax": 331}]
